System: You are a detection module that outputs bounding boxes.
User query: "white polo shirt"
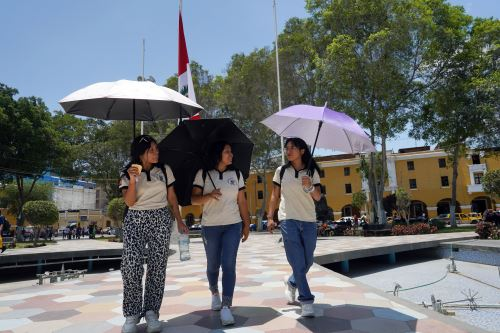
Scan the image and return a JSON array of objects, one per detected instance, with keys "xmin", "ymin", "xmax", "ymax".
[
  {"xmin": 272, "ymin": 165, "xmax": 321, "ymax": 222},
  {"xmin": 119, "ymin": 164, "xmax": 175, "ymax": 211},
  {"xmin": 193, "ymin": 168, "xmax": 245, "ymax": 227}
]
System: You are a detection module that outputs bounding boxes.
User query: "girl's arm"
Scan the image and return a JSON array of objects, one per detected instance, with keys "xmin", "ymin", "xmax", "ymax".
[
  {"xmin": 237, "ymin": 190, "xmax": 251, "ymax": 242},
  {"xmin": 267, "ymin": 184, "xmax": 281, "ymax": 232},
  {"xmin": 167, "ymin": 186, "xmax": 189, "ymax": 234}
]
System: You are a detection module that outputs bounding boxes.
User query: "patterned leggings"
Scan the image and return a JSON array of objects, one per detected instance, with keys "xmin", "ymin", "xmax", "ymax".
[{"xmin": 121, "ymin": 207, "xmax": 173, "ymax": 317}]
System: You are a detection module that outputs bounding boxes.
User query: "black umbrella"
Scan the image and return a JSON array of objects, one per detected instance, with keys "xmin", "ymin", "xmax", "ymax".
[{"xmin": 158, "ymin": 118, "xmax": 254, "ymax": 206}]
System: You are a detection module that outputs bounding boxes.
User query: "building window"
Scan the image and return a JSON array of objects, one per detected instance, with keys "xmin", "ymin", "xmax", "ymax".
[
  {"xmin": 471, "ymin": 154, "xmax": 481, "ymax": 164},
  {"xmin": 257, "ymin": 191, "xmax": 263, "ymax": 199},
  {"xmin": 257, "ymin": 176, "xmax": 263, "ymax": 183},
  {"xmin": 344, "ymin": 167, "xmax": 350, "ymax": 176},
  {"xmin": 345, "ymin": 184, "xmax": 352, "ymax": 194},
  {"xmin": 474, "ymin": 172, "xmax": 483, "ymax": 185},
  {"xmin": 441, "ymin": 176, "xmax": 449, "ymax": 187},
  {"xmin": 319, "ymin": 169, "xmax": 325, "ymax": 178},
  {"xmin": 407, "ymin": 161, "xmax": 415, "ymax": 170},
  {"xmin": 438, "ymin": 158, "xmax": 446, "ymax": 168},
  {"xmin": 409, "ymin": 179, "xmax": 417, "ymax": 189}
]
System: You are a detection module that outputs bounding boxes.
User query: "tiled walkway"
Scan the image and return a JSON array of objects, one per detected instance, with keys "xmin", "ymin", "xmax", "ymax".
[{"xmin": 0, "ymin": 233, "xmax": 485, "ymax": 333}]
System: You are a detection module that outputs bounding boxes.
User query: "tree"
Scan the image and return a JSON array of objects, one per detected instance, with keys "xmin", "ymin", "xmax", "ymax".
[
  {"xmin": 23, "ymin": 200, "xmax": 58, "ymax": 245},
  {"xmin": 315, "ymin": 195, "xmax": 334, "ymax": 222},
  {"xmin": 352, "ymin": 191, "xmax": 367, "ymax": 215},
  {"xmin": 107, "ymin": 197, "xmax": 126, "ymax": 226},
  {"xmin": 395, "ymin": 188, "xmax": 411, "ymax": 224},
  {"xmin": 410, "ymin": 18, "xmax": 499, "ymax": 227},
  {"xmin": 308, "ymin": 0, "xmax": 472, "ymax": 224},
  {"xmin": 0, "ymin": 84, "xmax": 68, "ymax": 235},
  {"xmin": 0, "ymin": 181, "xmax": 53, "ymax": 217},
  {"xmin": 483, "ymin": 169, "xmax": 500, "ymax": 199}
]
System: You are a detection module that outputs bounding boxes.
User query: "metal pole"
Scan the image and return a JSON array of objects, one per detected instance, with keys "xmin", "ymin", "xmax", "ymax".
[
  {"xmin": 140, "ymin": 38, "xmax": 145, "ymax": 135},
  {"xmin": 273, "ymin": 0, "xmax": 285, "ymax": 165}
]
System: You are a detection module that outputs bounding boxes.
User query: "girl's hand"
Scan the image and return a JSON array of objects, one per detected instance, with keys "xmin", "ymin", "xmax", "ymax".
[
  {"xmin": 241, "ymin": 224, "xmax": 250, "ymax": 242},
  {"xmin": 177, "ymin": 221, "xmax": 189, "ymax": 234},
  {"xmin": 302, "ymin": 175, "xmax": 312, "ymax": 188},
  {"xmin": 207, "ymin": 189, "xmax": 222, "ymax": 201}
]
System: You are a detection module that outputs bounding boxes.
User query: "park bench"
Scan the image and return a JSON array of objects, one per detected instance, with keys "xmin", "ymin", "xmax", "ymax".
[{"xmin": 362, "ymin": 224, "xmax": 392, "ymax": 237}]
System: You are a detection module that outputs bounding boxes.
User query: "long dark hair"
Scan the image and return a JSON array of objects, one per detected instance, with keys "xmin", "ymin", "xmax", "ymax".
[
  {"xmin": 285, "ymin": 137, "xmax": 321, "ymax": 176},
  {"xmin": 206, "ymin": 141, "xmax": 235, "ymax": 171},
  {"xmin": 122, "ymin": 135, "xmax": 158, "ymax": 174}
]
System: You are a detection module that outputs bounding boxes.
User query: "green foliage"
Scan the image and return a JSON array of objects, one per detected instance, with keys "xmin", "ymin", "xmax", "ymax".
[
  {"xmin": 23, "ymin": 200, "xmax": 58, "ymax": 226},
  {"xmin": 482, "ymin": 169, "xmax": 500, "ymax": 198},
  {"xmin": 475, "ymin": 222, "xmax": 496, "ymax": 239},
  {"xmin": 107, "ymin": 197, "xmax": 126, "ymax": 223},
  {"xmin": 395, "ymin": 187, "xmax": 411, "ymax": 221},
  {"xmin": 429, "ymin": 218, "xmax": 447, "ymax": 230},
  {"xmin": 0, "ymin": 181, "xmax": 53, "ymax": 216},
  {"xmin": 352, "ymin": 191, "xmax": 367, "ymax": 210}
]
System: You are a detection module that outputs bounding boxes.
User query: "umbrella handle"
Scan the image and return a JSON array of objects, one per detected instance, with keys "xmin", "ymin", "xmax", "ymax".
[{"xmin": 306, "ymin": 120, "xmax": 323, "ymax": 174}]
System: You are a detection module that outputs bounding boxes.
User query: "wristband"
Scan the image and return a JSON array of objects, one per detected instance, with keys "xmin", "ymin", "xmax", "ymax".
[{"xmin": 304, "ymin": 185, "xmax": 314, "ymax": 193}]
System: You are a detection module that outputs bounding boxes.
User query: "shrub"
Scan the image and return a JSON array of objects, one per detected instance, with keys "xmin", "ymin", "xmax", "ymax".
[
  {"xmin": 392, "ymin": 223, "xmax": 437, "ymax": 236},
  {"xmin": 429, "ymin": 218, "xmax": 447, "ymax": 230},
  {"xmin": 475, "ymin": 222, "xmax": 495, "ymax": 239}
]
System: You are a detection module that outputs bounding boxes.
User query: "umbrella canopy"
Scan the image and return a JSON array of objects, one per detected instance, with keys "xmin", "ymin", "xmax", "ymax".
[
  {"xmin": 59, "ymin": 79, "xmax": 203, "ymax": 136},
  {"xmin": 261, "ymin": 104, "xmax": 376, "ymax": 154},
  {"xmin": 158, "ymin": 118, "xmax": 254, "ymax": 206}
]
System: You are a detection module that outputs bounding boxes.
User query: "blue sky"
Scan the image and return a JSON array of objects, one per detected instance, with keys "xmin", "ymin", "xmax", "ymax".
[{"xmin": 1, "ymin": 0, "xmax": 498, "ymax": 153}]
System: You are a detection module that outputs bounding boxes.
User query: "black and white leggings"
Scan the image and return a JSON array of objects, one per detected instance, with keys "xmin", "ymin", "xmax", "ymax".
[{"xmin": 121, "ymin": 207, "xmax": 173, "ymax": 317}]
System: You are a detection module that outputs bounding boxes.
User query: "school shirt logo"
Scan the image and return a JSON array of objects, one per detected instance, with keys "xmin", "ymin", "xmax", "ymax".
[{"xmin": 228, "ymin": 177, "xmax": 237, "ymax": 186}]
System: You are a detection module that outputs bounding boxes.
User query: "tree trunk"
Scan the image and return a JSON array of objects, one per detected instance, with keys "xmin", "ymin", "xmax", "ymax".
[
  {"xmin": 377, "ymin": 136, "xmax": 388, "ymax": 224},
  {"xmin": 450, "ymin": 145, "xmax": 459, "ymax": 228}
]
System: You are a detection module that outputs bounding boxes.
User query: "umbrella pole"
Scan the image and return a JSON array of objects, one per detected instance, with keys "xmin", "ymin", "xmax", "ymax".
[
  {"xmin": 133, "ymin": 100, "xmax": 136, "ymax": 138},
  {"xmin": 307, "ymin": 121, "xmax": 323, "ymax": 173}
]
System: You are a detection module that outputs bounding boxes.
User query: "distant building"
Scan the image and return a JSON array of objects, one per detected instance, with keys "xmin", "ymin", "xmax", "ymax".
[{"xmin": 40, "ymin": 173, "xmax": 97, "ymax": 211}]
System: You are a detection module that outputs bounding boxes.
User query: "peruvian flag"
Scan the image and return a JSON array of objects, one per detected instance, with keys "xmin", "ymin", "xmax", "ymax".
[{"xmin": 178, "ymin": 4, "xmax": 199, "ymax": 120}]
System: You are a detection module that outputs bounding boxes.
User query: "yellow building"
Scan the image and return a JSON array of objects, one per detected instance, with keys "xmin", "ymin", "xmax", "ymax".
[{"xmin": 241, "ymin": 147, "xmax": 499, "ymax": 220}]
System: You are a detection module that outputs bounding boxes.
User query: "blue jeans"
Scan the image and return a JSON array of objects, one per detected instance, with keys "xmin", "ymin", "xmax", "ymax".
[
  {"xmin": 280, "ymin": 219, "xmax": 317, "ymax": 304},
  {"xmin": 202, "ymin": 222, "xmax": 242, "ymax": 307}
]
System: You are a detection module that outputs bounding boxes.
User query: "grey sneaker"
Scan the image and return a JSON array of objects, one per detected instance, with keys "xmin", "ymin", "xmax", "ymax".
[
  {"xmin": 220, "ymin": 306, "xmax": 235, "ymax": 326},
  {"xmin": 211, "ymin": 293, "xmax": 222, "ymax": 311},
  {"xmin": 301, "ymin": 303, "xmax": 315, "ymax": 317},
  {"xmin": 283, "ymin": 276, "xmax": 296, "ymax": 305},
  {"xmin": 145, "ymin": 310, "xmax": 162, "ymax": 333},
  {"xmin": 121, "ymin": 315, "xmax": 139, "ymax": 333}
]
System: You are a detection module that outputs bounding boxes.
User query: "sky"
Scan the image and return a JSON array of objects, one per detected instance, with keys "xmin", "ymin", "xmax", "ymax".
[{"xmin": 1, "ymin": 0, "xmax": 498, "ymax": 154}]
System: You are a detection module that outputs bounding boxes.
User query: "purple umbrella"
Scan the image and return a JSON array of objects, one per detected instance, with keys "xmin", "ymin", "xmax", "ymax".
[{"xmin": 261, "ymin": 104, "xmax": 376, "ymax": 154}]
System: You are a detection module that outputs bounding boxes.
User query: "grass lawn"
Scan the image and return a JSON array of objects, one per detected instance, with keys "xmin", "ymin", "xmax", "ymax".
[{"xmin": 437, "ymin": 226, "xmax": 476, "ymax": 233}]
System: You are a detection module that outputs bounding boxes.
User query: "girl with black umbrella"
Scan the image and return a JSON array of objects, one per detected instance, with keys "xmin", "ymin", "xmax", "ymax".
[{"xmin": 191, "ymin": 141, "xmax": 251, "ymax": 326}]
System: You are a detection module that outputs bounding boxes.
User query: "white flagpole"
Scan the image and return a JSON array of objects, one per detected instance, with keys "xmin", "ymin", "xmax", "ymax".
[
  {"xmin": 140, "ymin": 38, "xmax": 145, "ymax": 135},
  {"xmin": 273, "ymin": 0, "xmax": 285, "ymax": 165}
]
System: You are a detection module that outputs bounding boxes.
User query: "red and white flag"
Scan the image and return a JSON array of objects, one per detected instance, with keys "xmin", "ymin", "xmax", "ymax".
[{"xmin": 178, "ymin": 3, "xmax": 199, "ymax": 120}]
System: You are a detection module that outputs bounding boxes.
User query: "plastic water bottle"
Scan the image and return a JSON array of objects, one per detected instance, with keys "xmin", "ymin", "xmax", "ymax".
[{"xmin": 178, "ymin": 234, "xmax": 191, "ymax": 261}]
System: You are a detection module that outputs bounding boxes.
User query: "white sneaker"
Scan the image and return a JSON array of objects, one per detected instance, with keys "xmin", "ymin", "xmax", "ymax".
[
  {"xmin": 145, "ymin": 310, "xmax": 162, "ymax": 333},
  {"xmin": 283, "ymin": 276, "xmax": 296, "ymax": 305},
  {"xmin": 122, "ymin": 315, "xmax": 139, "ymax": 333},
  {"xmin": 301, "ymin": 303, "xmax": 315, "ymax": 317},
  {"xmin": 220, "ymin": 306, "xmax": 235, "ymax": 326},
  {"xmin": 211, "ymin": 293, "xmax": 222, "ymax": 311}
]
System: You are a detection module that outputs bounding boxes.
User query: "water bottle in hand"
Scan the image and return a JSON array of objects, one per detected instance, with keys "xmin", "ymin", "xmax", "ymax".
[{"xmin": 178, "ymin": 234, "xmax": 191, "ymax": 261}]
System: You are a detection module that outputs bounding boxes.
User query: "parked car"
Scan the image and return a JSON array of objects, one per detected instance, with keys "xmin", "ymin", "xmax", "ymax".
[
  {"xmin": 467, "ymin": 213, "xmax": 482, "ymax": 224},
  {"xmin": 445, "ymin": 213, "xmax": 468, "ymax": 224},
  {"xmin": 189, "ymin": 223, "xmax": 202, "ymax": 231}
]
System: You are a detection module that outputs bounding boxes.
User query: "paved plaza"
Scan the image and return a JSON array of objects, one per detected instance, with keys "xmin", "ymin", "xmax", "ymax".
[{"xmin": 0, "ymin": 232, "xmax": 488, "ymax": 333}]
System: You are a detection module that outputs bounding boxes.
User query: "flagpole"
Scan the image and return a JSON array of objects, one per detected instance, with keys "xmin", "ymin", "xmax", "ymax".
[
  {"xmin": 140, "ymin": 38, "xmax": 145, "ymax": 135},
  {"xmin": 273, "ymin": 0, "xmax": 285, "ymax": 165}
]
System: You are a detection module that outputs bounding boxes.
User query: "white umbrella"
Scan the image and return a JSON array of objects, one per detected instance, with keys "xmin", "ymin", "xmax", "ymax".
[{"xmin": 59, "ymin": 79, "xmax": 203, "ymax": 136}]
